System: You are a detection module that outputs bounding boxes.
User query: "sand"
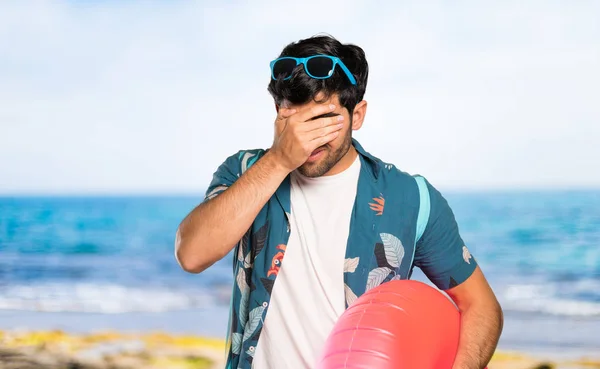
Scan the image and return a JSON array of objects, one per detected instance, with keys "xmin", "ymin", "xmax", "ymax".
[
  {"xmin": 1, "ymin": 329, "xmax": 599, "ymax": 369},
  {"xmin": 0, "ymin": 330, "xmax": 225, "ymax": 369}
]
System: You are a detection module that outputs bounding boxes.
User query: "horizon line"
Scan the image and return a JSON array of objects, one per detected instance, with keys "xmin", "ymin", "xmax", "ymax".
[{"xmin": 1, "ymin": 186, "xmax": 600, "ymax": 198}]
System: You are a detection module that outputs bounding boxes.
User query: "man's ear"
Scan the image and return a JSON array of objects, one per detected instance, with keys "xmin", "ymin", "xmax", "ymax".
[{"xmin": 351, "ymin": 100, "xmax": 368, "ymax": 131}]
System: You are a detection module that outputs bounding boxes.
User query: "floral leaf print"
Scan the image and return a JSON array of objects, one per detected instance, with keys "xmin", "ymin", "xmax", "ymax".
[
  {"xmin": 369, "ymin": 195, "xmax": 385, "ymax": 216},
  {"xmin": 237, "ymin": 240, "xmax": 243, "ymax": 263},
  {"xmin": 344, "ymin": 284, "xmax": 358, "ymax": 307},
  {"xmin": 235, "ymin": 268, "xmax": 248, "ymax": 294},
  {"xmin": 205, "ymin": 185, "xmax": 228, "ymax": 200},
  {"xmin": 252, "ymin": 223, "xmax": 268, "ymax": 260},
  {"xmin": 380, "ymin": 233, "xmax": 404, "ymax": 268},
  {"xmin": 244, "ymin": 266, "xmax": 257, "ymax": 292},
  {"xmin": 462, "ymin": 246, "xmax": 472, "ymax": 264},
  {"xmin": 374, "ymin": 243, "xmax": 391, "ymax": 269},
  {"xmin": 242, "ymin": 305, "xmax": 265, "ymax": 342},
  {"xmin": 344, "ymin": 257, "xmax": 360, "ymax": 273},
  {"xmin": 240, "ymin": 152, "xmax": 256, "ymax": 174},
  {"xmin": 237, "ymin": 232, "xmax": 249, "ymax": 264},
  {"xmin": 236, "ymin": 267, "xmax": 248, "ymax": 295},
  {"xmin": 366, "ymin": 267, "xmax": 392, "ymax": 291},
  {"xmin": 231, "ymin": 308, "xmax": 239, "ymax": 333},
  {"xmin": 251, "ymin": 326, "xmax": 262, "ymax": 342},
  {"xmin": 239, "ymin": 295, "xmax": 249, "ymax": 334},
  {"xmin": 231, "ymin": 332, "xmax": 243, "ymax": 355},
  {"xmin": 260, "ymin": 278, "xmax": 275, "ymax": 296},
  {"xmin": 237, "ymin": 268, "xmax": 250, "ymax": 329}
]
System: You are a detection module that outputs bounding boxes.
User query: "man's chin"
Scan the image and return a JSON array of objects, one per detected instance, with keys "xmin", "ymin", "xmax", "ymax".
[{"xmin": 297, "ymin": 161, "xmax": 326, "ymax": 178}]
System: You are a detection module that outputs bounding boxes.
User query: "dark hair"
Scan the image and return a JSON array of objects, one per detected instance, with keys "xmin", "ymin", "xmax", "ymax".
[{"xmin": 267, "ymin": 35, "xmax": 369, "ymax": 114}]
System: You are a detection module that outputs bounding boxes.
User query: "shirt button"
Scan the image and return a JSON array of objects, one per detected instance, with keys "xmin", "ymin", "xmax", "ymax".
[
  {"xmin": 249, "ymin": 346, "xmax": 255, "ymax": 352},
  {"xmin": 262, "ymin": 302, "xmax": 268, "ymax": 308}
]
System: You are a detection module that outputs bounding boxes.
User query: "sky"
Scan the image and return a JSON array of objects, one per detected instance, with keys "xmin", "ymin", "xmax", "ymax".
[{"xmin": 1, "ymin": 1, "xmax": 599, "ymax": 194}]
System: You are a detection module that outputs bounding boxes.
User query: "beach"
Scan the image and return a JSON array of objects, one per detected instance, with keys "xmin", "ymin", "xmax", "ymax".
[
  {"xmin": 1, "ymin": 193, "xmax": 599, "ymax": 368},
  {"xmin": 0, "ymin": 329, "xmax": 225, "ymax": 369},
  {"xmin": 1, "ymin": 328, "xmax": 599, "ymax": 369},
  {"xmin": 0, "ymin": 307, "xmax": 599, "ymax": 368}
]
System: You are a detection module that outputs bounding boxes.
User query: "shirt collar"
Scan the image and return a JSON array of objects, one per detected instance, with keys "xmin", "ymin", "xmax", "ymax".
[{"xmin": 352, "ymin": 138, "xmax": 381, "ymax": 181}]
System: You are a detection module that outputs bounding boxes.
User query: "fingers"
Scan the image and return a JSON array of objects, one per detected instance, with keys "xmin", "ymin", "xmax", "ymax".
[
  {"xmin": 275, "ymin": 108, "xmax": 297, "ymax": 135},
  {"xmin": 310, "ymin": 130, "xmax": 341, "ymax": 149},
  {"xmin": 307, "ymin": 120, "xmax": 344, "ymax": 142},
  {"xmin": 303, "ymin": 115, "xmax": 344, "ymax": 132},
  {"xmin": 277, "ymin": 102, "xmax": 337, "ymax": 125},
  {"xmin": 275, "ymin": 103, "xmax": 342, "ymax": 149},
  {"xmin": 294, "ymin": 103, "xmax": 337, "ymax": 123}
]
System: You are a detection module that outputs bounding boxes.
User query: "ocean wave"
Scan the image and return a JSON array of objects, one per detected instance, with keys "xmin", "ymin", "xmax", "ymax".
[
  {"xmin": 3, "ymin": 278, "xmax": 600, "ymax": 317},
  {"xmin": 0, "ymin": 283, "xmax": 225, "ymax": 314},
  {"xmin": 501, "ymin": 281, "xmax": 600, "ymax": 317}
]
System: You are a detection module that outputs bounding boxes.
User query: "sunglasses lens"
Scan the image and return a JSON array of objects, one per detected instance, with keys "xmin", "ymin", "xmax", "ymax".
[
  {"xmin": 306, "ymin": 56, "xmax": 335, "ymax": 78},
  {"xmin": 272, "ymin": 58, "xmax": 298, "ymax": 80}
]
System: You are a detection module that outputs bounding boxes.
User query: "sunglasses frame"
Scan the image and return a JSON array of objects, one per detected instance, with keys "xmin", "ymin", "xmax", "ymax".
[{"xmin": 269, "ymin": 54, "xmax": 357, "ymax": 85}]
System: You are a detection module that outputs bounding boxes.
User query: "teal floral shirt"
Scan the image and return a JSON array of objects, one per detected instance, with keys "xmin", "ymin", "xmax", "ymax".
[{"xmin": 203, "ymin": 139, "xmax": 477, "ymax": 369}]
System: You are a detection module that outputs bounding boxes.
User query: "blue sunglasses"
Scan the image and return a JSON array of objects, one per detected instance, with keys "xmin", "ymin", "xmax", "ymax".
[{"xmin": 270, "ymin": 54, "xmax": 357, "ymax": 85}]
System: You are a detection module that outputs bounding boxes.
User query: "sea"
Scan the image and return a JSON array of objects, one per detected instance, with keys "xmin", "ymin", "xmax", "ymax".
[{"xmin": 1, "ymin": 191, "xmax": 599, "ymax": 355}]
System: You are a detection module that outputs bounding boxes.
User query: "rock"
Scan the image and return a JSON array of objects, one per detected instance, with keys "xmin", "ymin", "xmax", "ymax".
[{"xmin": 531, "ymin": 364, "xmax": 554, "ymax": 369}]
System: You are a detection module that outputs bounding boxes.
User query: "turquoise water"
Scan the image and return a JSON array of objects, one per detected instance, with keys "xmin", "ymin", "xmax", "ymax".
[{"xmin": 1, "ymin": 191, "xmax": 599, "ymax": 351}]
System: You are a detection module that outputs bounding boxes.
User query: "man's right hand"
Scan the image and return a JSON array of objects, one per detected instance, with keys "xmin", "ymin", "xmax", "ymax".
[
  {"xmin": 175, "ymin": 102, "xmax": 344, "ymax": 274},
  {"xmin": 270, "ymin": 103, "xmax": 344, "ymax": 173}
]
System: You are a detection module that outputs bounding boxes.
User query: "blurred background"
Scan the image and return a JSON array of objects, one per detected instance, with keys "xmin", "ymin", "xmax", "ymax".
[{"xmin": 1, "ymin": 1, "xmax": 599, "ymax": 368}]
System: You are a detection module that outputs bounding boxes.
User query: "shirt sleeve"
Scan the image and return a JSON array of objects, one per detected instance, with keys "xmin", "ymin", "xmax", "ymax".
[
  {"xmin": 203, "ymin": 152, "xmax": 242, "ymax": 202},
  {"xmin": 413, "ymin": 178, "xmax": 477, "ymax": 290}
]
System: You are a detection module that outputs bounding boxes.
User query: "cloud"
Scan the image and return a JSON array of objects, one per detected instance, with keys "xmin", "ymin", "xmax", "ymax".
[{"xmin": 0, "ymin": 0, "xmax": 598, "ymax": 193}]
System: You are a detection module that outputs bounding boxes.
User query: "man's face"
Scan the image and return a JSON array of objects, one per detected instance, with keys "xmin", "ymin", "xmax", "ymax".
[{"xmin": 285, "ymin": 93, "xmax": 353, "ymax": 178}]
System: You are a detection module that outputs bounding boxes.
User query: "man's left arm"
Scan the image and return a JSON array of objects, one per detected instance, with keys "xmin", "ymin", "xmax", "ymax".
[
  {"xmin": 446, "ymin": 266, "xmax": 503, "ymax": 369},
  {"xmin": 413, "ymin": 179, "xmax": 503, "ymax": 369}
]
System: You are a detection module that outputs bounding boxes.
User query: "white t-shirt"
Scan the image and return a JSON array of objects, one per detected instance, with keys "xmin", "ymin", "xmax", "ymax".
[{"xmin": 253, "ymin": 155, "xmax": 361, "ymax": 369}]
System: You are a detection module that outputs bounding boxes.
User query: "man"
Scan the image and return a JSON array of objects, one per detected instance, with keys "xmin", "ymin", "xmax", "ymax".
[{"xmin": 175, "ymin": 35, "xmax": 503, "ymax": 369}]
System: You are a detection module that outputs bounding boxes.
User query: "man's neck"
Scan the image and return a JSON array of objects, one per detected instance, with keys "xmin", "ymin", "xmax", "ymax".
[{"xmin": 322, "ymin": 146, "xmax": 358, "ymax": 176}]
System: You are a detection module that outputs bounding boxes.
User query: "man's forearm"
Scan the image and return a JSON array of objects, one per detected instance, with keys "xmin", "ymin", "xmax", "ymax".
[
  {"xmin": 452, "ymin": 301, "xmax": 503, "ymax": 369},
  {"xmin": 175, "ymin": 150, "xmax": 289, "ymax": 273}
]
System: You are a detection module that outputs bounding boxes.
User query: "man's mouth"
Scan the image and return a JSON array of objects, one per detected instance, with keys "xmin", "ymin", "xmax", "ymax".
[
  {"xmin": 308, "ymin": 146, "xmax": 327, "ymax": 161},
  {"xmin": 311, "ymin": 148, "xmax": 325, "ymax": 156}
]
